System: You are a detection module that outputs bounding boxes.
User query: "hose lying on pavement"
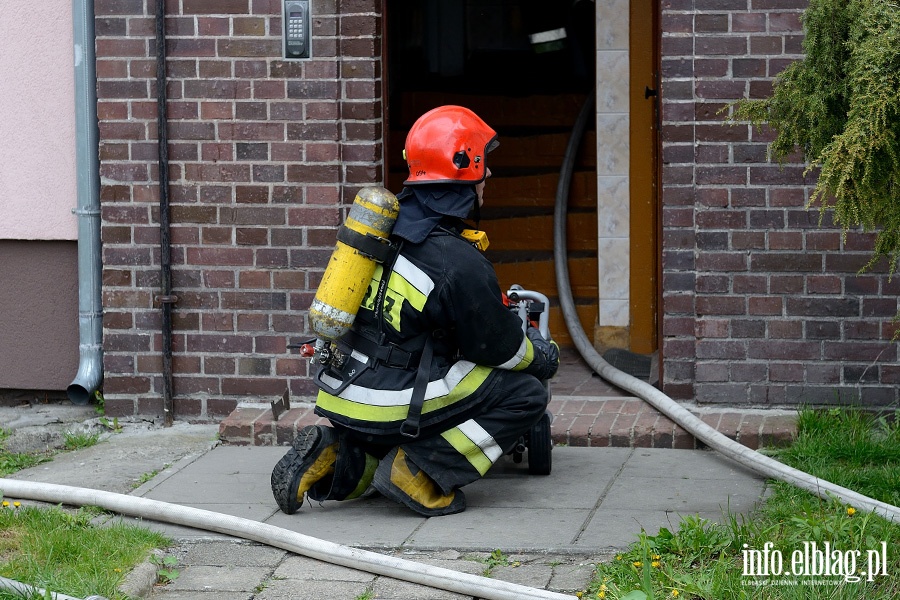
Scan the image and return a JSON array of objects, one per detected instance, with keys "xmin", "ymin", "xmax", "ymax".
[
  {"xmin": 554, "ymin": 90, "xmax": 900, "ymax": 524},
  {"xmin": 0, "ymin": 478, "xmax": 576, "ymax": 600},
  {"xmin": 0, "ymin": 575, "xmax": 107, "ymax": 600}
]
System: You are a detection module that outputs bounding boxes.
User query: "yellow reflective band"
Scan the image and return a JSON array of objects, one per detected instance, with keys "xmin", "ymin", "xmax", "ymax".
[
  {"xmin": 360, "ymin": 260, "xmax": 435, "ymax": 334},
  {"xmin": 392, "ymin": 255, "xmax": 434, "ymax": 299},
  {"xmin": 440, "ymin": 420, "xmax": 501, "ymax": 476},
  {"xmin": 510, "ymin": 336, "xmax": 536, "ymax": 371},
  {"xmin": 316, "ymin": 363, "xmax": 492, "ymax": 423},
  {"xmin": 494, "ymin": 333, "xmax": 531, "ymax": 370},
  {"xmin": 382, "ymin": 287, "xmax": 405, "ymax": 331},
  {"xmin": 382, "ymin": 256, "xmax": 433, "ymax": 333},
  {"xmin": 345, "ymin": 453, "xmax": 379, "ymax": 500}
]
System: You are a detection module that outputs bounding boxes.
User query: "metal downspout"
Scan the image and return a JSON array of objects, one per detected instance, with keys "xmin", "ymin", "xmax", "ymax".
[
  {"xmin": 155, "ymin": 1, "xmax": 176, "ymax": 426},
  {"xmin": 67, "ymin": 0, "xmax": 103, "ymax": 405}
]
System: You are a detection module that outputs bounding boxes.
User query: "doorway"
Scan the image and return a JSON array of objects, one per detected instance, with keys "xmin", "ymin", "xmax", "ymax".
[{"xmin": 384, "ymin": 0, "xmax": 598, "ymax": 348}]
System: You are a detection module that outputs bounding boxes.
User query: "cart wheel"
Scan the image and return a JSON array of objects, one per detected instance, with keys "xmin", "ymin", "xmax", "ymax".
[{"xmin": 527, "ymin": 412, "xmax": 552, "ymax": 475}]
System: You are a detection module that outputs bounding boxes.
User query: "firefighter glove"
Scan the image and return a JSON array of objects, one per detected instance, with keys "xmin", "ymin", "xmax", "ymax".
[{"xmin": 525, "ymin": 326, "xmax": 560, "ymax": 381}]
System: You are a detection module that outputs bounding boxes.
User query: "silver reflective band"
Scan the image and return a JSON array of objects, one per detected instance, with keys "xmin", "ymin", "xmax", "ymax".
[
  {"xmin": 457, "ymin": 419, "xmax": 503, "ymax": 463},
  {"xmin": 529, "ymin": 28, "xmax": 567, "ymax": 45},
  {"xmin": 494, "ymin": 335, "xmax": 528, "ymax": 370},
  {"xmin": 336, "ymin": 361, "xmax": 479, "ymax": 407}
]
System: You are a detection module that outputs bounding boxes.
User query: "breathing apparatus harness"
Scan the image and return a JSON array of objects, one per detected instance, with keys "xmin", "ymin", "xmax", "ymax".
[{"xmin": 311, "ymin": 218, "xmax": 493, "ymax": 439}]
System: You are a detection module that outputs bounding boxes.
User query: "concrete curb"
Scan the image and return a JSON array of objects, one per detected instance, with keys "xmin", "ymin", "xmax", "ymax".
[{"xmin": 118, "ymin": 549, "xmax": 163, "ymax": 599}]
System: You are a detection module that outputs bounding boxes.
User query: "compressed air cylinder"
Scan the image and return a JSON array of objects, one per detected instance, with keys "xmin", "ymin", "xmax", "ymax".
[{"xmin": 308, "ymin": 186, "xmax": 400, "ymax": 341}]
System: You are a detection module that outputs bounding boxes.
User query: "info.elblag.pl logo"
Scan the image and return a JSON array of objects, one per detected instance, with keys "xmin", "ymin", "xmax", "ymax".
[{"xmin": 742, "ymin": 541, "xmax": 889, "ymax": 585}]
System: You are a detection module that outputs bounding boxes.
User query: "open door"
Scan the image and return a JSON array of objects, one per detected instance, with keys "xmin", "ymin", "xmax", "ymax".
[
  {"xmin": 630, "ymin": 0, "xmax": 660, "ymax": 355},
  {"xmin": 384, "ymin": 0, "xmax": 598, "ymax": 348}
]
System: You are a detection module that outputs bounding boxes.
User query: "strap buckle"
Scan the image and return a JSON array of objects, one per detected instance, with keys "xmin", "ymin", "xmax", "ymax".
[{"xmin": 399, "ymin": 420, "xmax": 421, "ymax": 438}]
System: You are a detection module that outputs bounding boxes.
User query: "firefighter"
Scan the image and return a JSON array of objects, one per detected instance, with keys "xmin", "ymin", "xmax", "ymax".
[{"xmin": 271, "ymin": 105, "xmax": 560, "ymax": 517}]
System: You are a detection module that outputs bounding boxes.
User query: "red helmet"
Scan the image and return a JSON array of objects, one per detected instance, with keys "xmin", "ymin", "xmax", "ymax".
[{"xmin": 403, "ymin": 106, "xmax": 498, "ymax": 185}]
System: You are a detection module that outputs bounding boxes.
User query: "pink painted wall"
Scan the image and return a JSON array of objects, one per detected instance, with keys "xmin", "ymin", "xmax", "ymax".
[{"xmin": 0, "ymin": 2, "xmax": 78, "ymax": 241}]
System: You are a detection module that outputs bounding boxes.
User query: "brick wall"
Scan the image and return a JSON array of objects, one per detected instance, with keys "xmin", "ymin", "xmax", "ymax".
[
  {"xmin": 97, "ymin": 0, "xmax": 382, "ymax": 419},
  {"xmin": 659, "ymin": 0, "xmax": 900, "ymax": 406}
]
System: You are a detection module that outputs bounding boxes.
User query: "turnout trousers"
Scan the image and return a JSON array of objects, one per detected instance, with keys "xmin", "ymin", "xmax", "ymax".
[{"xmin": 326, "ymin": 369, "xmax": 548, "ymax": 515}]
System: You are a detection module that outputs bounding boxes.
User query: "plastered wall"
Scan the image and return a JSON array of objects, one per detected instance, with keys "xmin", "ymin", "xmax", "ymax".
[{"xmin": 0, "ymin": 1, "xmax": 78, "ymax": 241}]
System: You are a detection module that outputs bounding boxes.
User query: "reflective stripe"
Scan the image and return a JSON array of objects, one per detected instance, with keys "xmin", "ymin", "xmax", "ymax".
[
  {"xmin": 495, "ymin": 335, "xmax": 534, "ymax": 371},
  {"xmin": 350, "ymin": 349, "xmax": 369, "ymax": 363},
  {"xmin": 392, "ymin": 255, "xmax": 434, "ymax": 300},
  {"xmin": 362, "ymin": 258, "xmax": 435, "ymax": 333},
  {"xmin": 441, "ymin": 419, "xmax": 502, "ymax": 476},
  {"xmin": 529, "ymin": 27, "xmax": 567, "ymax": 45},
  {"xmin": 316, "ymin": 361, "xmax": 492, "ymax": 423}
]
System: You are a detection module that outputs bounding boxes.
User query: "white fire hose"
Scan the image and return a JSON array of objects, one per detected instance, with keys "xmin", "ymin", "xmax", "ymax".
[{"xmin": 0, "ymin": 478, "xmax": 576, "ymax": 600}]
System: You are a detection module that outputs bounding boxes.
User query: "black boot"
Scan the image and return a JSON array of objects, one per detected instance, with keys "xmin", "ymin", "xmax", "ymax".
[{"xmin": 270, "ymin": 425, "xmax": 339, "ymax": 515}]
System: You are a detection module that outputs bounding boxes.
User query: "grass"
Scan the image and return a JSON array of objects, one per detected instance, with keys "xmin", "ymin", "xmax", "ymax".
[
  {"xmin": 0, "ymin": 503, "xmax": 170, "ymax": 600},
  {"xmin": 471, "ymin": 548, "xmax": 521, "ymax": 577},
  {"xmin": 582, "ymin": 408, "xmax": 900, "ymax": 599},
  {"xmin": 0, "ymin": 429, "xmax": 50, "ymax": 478},
  {"xmin": 62, "ymin": 430, "xmax": 102, "ymax": 451}
]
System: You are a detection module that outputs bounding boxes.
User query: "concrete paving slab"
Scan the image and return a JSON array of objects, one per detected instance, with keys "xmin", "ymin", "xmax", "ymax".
[
  {"xmin": 266, "ymin": 504, "xmax": 422, "ymax": 547},
  {"xmin": 600, "ymin": 475, "xmax": 764, "ymax": 513},
  {"xmin": 254, "ymin": 578, "xmax": 372, "ymax": 600},
  {"xmin": 574, "ymin": 509, "xmax": 727, "ymax": 549},
  {"xmin": 9, "ymin": 422, "xmax": 219, "ymax": 495},
  {"xmin": 491, "ymin": 562, "xmax": 554, "ymax": 588},
  {"xmin": 461, "ymin": 448, "xmax": 630, "ymax": 509},
  {"xmin": 407, "ymin": 507, "xmax": 593, "ymax": 550},
  {"xmin": 147, "ymin": 592, "xmax": 251, "ymax": 600},
  {"xmin": 621, "ymin": 447, "xmax": 761, "ymax": 479},
  {"xmin": 164, "ymin": 565, "xmax": 272, "ymax": 592},
  {"xmin": 179, "ymin": 542, "xmax": 288, "ymax": 567},
  {"xmin": 368, "ymin": 577, "xmax": 471, "ymax": 599},
  {"xmin": 181, "ymin": 446, "xmax": 284, "ymax": 474},
  {"xmin": 142, "ymin": 474, "xmax": 277, "ymax": 504},
  {"xmin": 274, "ymin": 554, "xmax": 378, "ymax": 582}
]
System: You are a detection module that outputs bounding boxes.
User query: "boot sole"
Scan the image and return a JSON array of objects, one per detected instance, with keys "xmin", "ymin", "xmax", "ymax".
[{"xmin": 271, "ymin": 425, "xmax": 337, "ymax": 515}]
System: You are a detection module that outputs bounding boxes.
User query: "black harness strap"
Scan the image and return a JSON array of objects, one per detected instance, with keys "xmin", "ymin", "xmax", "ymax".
[
  {"xmin": 342, "ymin": 328, "xmax": 429, "ymax": 369},
  {"xmin": 337, "ymin": 227, "xmax": 396, "ymax": 263},
  {"xmin": 400, "ymin": 331, "xmax": 434, "ymax": 439}
]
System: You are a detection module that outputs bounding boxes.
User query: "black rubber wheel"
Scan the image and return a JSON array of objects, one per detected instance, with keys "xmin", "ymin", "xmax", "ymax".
[{"xmin": 527, "ymin": 411, "xmax": 552, "ymax": 475}]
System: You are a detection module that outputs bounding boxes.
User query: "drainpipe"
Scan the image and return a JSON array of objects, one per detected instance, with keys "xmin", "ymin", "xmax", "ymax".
[
  {"xmin": 67, "ymin": 0, "xmax": 103, "ymax": 405},
  {"xmin": 155, "ymin": 0, "xmax": 176, "ymax": 426}
]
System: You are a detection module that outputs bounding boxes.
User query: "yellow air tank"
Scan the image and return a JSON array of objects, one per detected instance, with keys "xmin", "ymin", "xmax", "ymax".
[{"xmin": 308, "ymin": 186, "xmax": 400, "ymax": 341}]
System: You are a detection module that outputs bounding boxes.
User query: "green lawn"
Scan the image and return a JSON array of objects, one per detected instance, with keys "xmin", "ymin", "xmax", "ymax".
[{"xmin": 0, "ymin": 503, "xmax": 170, "ymax": 600}]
